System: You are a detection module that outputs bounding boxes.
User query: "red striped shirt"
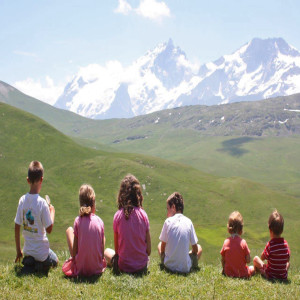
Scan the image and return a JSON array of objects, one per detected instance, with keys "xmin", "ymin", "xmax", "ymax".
[{"xmin": 263, "ymin": 238, "xmax": 290, "ymax": 279}]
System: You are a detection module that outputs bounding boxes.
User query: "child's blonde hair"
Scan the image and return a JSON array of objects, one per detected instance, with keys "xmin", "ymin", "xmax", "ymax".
[
  {"xmin": 117, "ymin": 174, "xmax": 143, "ymax": 220},
  {"xmin": 79, "ymin": 184, "xmax": 95, "ymax": 217},
  {"xmin": 268, "ymin": 209, "xmax": 284, "ymax": 236},
  {"xmin": 227, "ymin": 211, "xmax": 243, "ymax": 234}
]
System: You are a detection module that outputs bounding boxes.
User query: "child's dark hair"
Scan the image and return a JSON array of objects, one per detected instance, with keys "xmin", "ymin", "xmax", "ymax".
[
  {"xmin": 268, "ymin": 209, "xmax": 284, "ymax": 236},
  {"xmin": 117, "ymin": 174, "xmax": 143, "ymax": 220},
  {"xmin": 79, "ymin": 184, "xmax": 95, "ymax": 217},
  {"xmin": 28, "ymin": 161, "xmax": 44, "ymax": 183},
  {"xmin": 227, "ymin": 211, "xmax": 243, "ymax": 234},
  {"xmin": 167, "ymin": 192, "xmax": 184, "ymax": 213}
]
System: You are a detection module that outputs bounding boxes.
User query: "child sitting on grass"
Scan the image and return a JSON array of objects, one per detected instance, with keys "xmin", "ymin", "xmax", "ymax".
[
  {"xmin": 14, "ymin": 161, "xmax": 58, "ymax": 272},
  {"xmin": 158, "ymin": 192, "xmax": 202, "ymax": 273},
  {"xmin": 62, "ymin": 184, "xmax": 106, "ymax": 277},
  {"xmin": 253, "ymin": 210, "xmax": 290, "ymax": 280},
  {"xmin": 104, "ymin": 174, "xmax": 151, "ymax": 274},
  {"xmin": 220, "ymin": 211, "xmax": 254, "ymax": 278}
]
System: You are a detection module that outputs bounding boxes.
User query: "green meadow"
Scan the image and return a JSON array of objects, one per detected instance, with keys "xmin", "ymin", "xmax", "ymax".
[{"xmin": 1, "ymin": 102, "xmax": 300, "ymax": 271}]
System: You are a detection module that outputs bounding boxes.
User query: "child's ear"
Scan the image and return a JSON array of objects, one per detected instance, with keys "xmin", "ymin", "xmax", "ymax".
[
  {"xmin": 40, "ymin": 177, "xmax": 43, "ymax": 184},
  {"xmin": 27, "ymin": 177, "xmax": 30, "ymax": 184}
]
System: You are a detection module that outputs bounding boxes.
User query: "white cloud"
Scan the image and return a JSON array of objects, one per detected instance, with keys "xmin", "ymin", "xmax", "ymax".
[
  {"xmin": 14, "ymin": 76, "xmax": 64, "ymax": 105},
  {"xmin": 13, "ymin": 50, "xmax": 37, "ymax": 58},
  {"xmin": 114, "ymin": 0, "xmax": 171, "ymax": 22},
  {"xmin": 136, "ymin": 0, "xmax": 170, "ymax": 21},
  {"xmin": 114, "ymin": 0, "xmax": 132, "ymax": 15}
]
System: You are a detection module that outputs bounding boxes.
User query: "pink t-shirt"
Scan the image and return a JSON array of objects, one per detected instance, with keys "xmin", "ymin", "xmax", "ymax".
[
  {"xmin": 63, "ymin": 214, "xmax": 106, "ymax": 277},
  {"xmin": 220, "ymin": 235, "xmax": 250, "ymax": 278},
  {"xmin": 113, "ymin": 207, "xmax": 150, "ymax": 273}
]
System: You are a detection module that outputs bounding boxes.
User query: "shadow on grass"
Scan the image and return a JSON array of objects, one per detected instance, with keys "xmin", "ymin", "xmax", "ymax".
[
  {"xmin": 217, "ymin": 137, "xmax": 257, "ymax": 157},
  {"xmin": 110, "ymin": 267, "xmax": 150, "ymax": 278},
  {"xmin": 260, "ymin": 274, "xmax": 291, "ymax": 285},
  {"xmin": 64, "ymin": 273, "xmax": 102, "ymax": 284},
  {"xmin": 14, "ymin": 264, "xmax": 49, "ymax": 278},
  {"xmin": 159, "ymin": 263, "xmax": 201, "ymax": 276}
]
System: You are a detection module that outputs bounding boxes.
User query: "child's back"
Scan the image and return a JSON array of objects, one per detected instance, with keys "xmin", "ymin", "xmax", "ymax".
[
  {"xmin": 14, "ymin": 161, "xmax": 58, "ymax": 271},
  {"xmin": 263, "ymin": 237, "xmax": 290, "ymax": 279},
  {"xmin": 221, "ymin": 235, "xmax": 251, "ymax": 278},
  {"xmin": 113, "ymin": 206, "xmax": 149, "ymax": 273},
  {"xmin": 220, "ymin": 211, "xmax": 254, "ymax": 278},
  {"xmin": 15, "ymin": 193, "xmax": 53, "ymax": 261},
  {"xmin": 63, "ymin": 184, "xmax": 106, "ymax": 277},
  {"xmin": 158, "ymin": 192, "xmax": 202, "ymax": 273},
  {"xmin": 253, "ymin": 210, "xmax": 290, "ymax": 280}
]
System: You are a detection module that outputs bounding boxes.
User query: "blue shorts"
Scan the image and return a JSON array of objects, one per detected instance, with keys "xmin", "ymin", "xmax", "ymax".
[{"xmin": 43, "ymin": 249, "xmax": 58, "ymax": 267}]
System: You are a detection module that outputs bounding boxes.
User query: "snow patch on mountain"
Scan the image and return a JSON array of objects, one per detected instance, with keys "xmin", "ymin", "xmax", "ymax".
[{"xmin": 55, "ymin": 37, "xmax": 300, "ymax": 119}]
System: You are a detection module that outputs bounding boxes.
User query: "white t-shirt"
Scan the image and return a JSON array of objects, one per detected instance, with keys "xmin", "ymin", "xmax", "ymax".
[
  {"xmin": 159, "ymin": 213, "xmax": 198, "ymax": 273},
  {"xmin": 15, "ymin": 193, "xmax": 53, "ymax": 261}
]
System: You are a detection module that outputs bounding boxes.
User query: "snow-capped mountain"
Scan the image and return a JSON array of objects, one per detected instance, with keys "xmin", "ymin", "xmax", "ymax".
[{"xmin": 55, "ymin": 38, "xmax": 300, "ymax": 119}]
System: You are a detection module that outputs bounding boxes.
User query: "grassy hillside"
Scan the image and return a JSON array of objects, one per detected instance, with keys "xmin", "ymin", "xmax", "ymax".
[
  {"xmin": 1, "ymin": 81, "xmax": 300, "ymax": 197},
  {"xmin": 1, "ymin": 258, "xmax": 299, "ymax": 299},
  {"xmin": 1, "ymin": 103, "xmax": 300, "ymax": 270}
]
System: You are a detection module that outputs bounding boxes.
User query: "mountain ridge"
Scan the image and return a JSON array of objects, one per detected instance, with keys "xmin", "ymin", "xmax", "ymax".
[{"xmin": 54, "ymin": 37, "xmax": 300, "ymax": 119}]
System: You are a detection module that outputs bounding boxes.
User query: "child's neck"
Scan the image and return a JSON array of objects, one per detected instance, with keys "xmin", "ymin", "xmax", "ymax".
[
  {"xmin": 270, "ymin": 232, "xmax": 281, "ymax": 239},
  {"xmin": 29, "ymin": 184, "xmax": 41, "ymax": 194},
  {"xmin": 231, "ymin": 233, "xmax": 240, "ymax": 238}
]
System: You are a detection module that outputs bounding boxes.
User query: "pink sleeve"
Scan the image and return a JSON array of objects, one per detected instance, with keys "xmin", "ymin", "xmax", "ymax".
[
  {"xmin": 113, "ymin": 210, "xmax": 119, "ymax": 233},
  {"xmin": 143, "ymin": 209, "xmax": 150, "ymax": 231},
  {"xmin": 73, "ymin": 217, "xmax": 79, "ymax": 238}
]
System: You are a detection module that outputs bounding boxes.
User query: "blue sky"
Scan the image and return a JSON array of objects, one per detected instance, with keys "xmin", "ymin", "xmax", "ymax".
[{"xmin": 1, "ymin": 0, "xmax": 299, "ymax": 104}]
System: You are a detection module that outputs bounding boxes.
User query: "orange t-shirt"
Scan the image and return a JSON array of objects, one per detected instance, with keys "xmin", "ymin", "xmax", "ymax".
[{"xmin": 220, "ymin": 235, "xmax": 250, "ymax": 278}]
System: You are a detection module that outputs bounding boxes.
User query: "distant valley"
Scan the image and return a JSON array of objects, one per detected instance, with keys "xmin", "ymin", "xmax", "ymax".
[{"xmin": 1, "ymin": 81, "xmax": 300, "ymax": 198}]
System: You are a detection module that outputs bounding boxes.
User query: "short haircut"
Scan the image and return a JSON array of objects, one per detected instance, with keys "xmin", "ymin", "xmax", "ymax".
[
  {"xmin": 167, "ymin": 192, "xmax": 184, "ymax": 213},
  {"xmin": 268, "ymin": 209, "xmax": 284, "ymax": 235},
  {"xmin": 227, "ymin": 211, "xmax": 243, "ymax": 234},
  {"xmin": 28, "ymin": 161, "xmax": 44, "ymax": 183}
]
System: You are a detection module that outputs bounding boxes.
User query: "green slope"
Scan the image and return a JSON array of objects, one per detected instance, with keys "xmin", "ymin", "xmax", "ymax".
[
  {"xmin": 2, "ymin": 80, "xmax": 299, "ymax": 197},
  {"xmin": 1, "ymin": 102, "xmax": 299, "ymax": 269}
]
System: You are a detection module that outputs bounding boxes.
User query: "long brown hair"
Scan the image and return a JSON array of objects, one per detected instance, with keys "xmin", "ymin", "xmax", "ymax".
[{"xmin": 117, "ymin": 174, "xmax": 143, "ymax": 220}]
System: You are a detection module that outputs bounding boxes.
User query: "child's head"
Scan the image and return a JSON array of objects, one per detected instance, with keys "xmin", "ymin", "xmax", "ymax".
[
  {"xmin": 166, "ymin": 192, "xmax": 184, "ymax": 215},
  {"xmin": 117, "ymin": 174, "xmax": 143, "ymax": 220},
  {"xmin": 27, "ymin": 161, "xmax": 44, "ymax": 183},
  {"xmin": 227, "ymin": 211, "xmax": 243, "ymax": 235},
  {"xmin": 79, "ymin": 184, "xmax": 95, "ymax": 217},
  {"xmin": 268, "ymin": 209, "xmax": 284, "ymax": 236}
]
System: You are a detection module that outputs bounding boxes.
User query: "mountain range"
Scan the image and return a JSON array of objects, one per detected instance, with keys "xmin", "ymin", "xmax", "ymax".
[{"xmin": 54, "ymin": 37, "xmax": 300, "ymax": 119}]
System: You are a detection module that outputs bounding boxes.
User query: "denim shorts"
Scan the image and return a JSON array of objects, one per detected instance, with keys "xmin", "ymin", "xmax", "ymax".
[{"xmin": 43, "ymin": 249, "xmax": 58, "ymax": 267}]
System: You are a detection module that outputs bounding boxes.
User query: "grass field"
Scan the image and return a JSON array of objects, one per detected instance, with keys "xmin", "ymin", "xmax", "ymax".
[
  {"xmin": 1, "ymin": 102, "xmax": 300, "ymax": 272},
  {"xmin": 1, "ymin": 256, "xmax": 300, "ymax": 299}
]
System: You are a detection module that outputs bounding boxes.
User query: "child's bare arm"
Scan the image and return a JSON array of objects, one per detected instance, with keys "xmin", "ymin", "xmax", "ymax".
[
  {"xmin": 221, "ymin": 255, "xmax": 225, "ymax": 269},
  {"xmin": 46, "ymin": 205, "xmax": 55, "ymax": 234},
  {"xmin": 160, "ymin": 241, "xmax": 166, "ymax": 254},
  {"xmin": 245, "ymin": 254, "xmax": 251, "ymax": 263},
  {"xmin": 192, "ymin": 244, "xmax": 198, "ymax": 255},
  {"xmin": 146, "ymin": 230, "xmax": 151, "ymax": 256},
  {"xmin": 102, "ymin": 235, "xmax": 105, "ymax": 258},
  {"xmin": 260, "ymin": 251, "xmax": 266, "ymax": 261},
  {"xmin": 15, "ymin": 223, "xmax": 23, "ymax": 263}
]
